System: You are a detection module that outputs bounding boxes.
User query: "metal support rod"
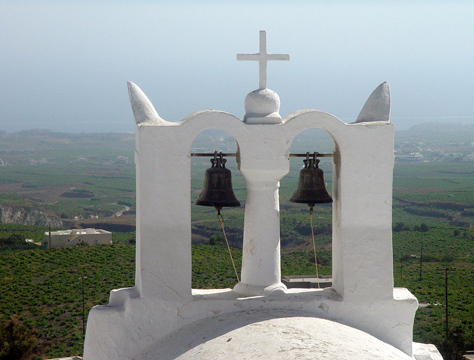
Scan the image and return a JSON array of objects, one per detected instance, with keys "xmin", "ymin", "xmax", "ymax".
[
  {"xmin": 191, "ymin": 152, "xmax": 237, "ymax": 157},
  {"xmin": 289, "ymin": 153, "xmax": 333, "ymax": 158},
  {"xmin": 191, "ymin": 152, "xmax": 333, "ymax": 157}
]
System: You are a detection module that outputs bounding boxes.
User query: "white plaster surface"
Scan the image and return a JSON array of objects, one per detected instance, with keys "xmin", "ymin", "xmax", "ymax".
[
  {"xmin": 127, "ymin": 82, "xmax": 165, "ymax": 125},
  {"xmin": 85, "ymin": 288, "xmax": 439, "ymax": 360},
  {"xmin": 134, "ymin": 309, "xmax": 414, "ymax": 360},
  {"xmin": 82, "ymin": 80, "xmax": 440, "ymax": 359},
  {"xmin": 243, "ymin": 88, "xmax": 282, "ymax": 124},
  {"xmin": 356, "ymin": 81, "xmax": 391, "ymax": 123},
  {"xmin": 413, "ymin": 343, "xmax": 444, "ymax": 360}
]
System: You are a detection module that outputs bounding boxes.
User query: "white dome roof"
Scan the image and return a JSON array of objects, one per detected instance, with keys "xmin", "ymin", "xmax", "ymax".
[{"xmin": 134, "ymin": 309, "xmax": 414, "ymax": 360}]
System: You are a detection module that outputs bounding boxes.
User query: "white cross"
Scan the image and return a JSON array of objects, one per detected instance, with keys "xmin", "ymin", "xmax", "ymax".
[{"xmin": 237, "ymin": 30, "xmax": 290, "ymax": 89}]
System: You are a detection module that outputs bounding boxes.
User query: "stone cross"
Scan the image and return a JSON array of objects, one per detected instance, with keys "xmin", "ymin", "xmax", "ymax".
[{"xmin": 237, "ymin": 30, "xmax": 289, "ymax": 89}]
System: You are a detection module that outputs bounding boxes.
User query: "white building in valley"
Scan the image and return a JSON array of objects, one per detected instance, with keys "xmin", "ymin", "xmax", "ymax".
[{"xmin": 43, "ymin": 228, "xmax": 112, "ymax": 248}]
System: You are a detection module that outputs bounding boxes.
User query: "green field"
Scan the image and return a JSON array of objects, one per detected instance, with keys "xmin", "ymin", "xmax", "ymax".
[{"xmin": 0, "ymin": 230, "xmax": 472, "ymax": 358}]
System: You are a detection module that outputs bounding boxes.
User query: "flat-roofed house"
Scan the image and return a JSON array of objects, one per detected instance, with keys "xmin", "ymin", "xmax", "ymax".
[{"xmin": 43, "ymin": 228, "xmax": 112, "ymax": 248}]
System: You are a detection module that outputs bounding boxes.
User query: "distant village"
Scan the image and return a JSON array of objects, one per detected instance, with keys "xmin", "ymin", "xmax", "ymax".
[
  {"xmin": 0, "ymin": 155, "xmax": 131, "ymax": 167},
  {"xmin": 2, "ymin": 125, "xmax": 474, "ymax": 166},
  {"xmin": 395, "ymin": 140, "xmax": 474, "ymax": 162},
  {"xmin": 2, "ymin": 144, "xmax": 473, "ymax": 166}
]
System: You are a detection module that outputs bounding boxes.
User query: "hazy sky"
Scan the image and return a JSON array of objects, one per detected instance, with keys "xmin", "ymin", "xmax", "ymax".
[{"xmin": 1, "ymin": 1, "xmax": 474, "ymax": 133}]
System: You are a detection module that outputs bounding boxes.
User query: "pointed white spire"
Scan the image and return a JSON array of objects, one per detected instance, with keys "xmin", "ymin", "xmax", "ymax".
[
  {"xmin": 355, "ymin": 82, "xmax": 391, "ymax": 123},
  {"xmin": 127, "ymin": 81, "xmax": 166, "ymax": 125}
]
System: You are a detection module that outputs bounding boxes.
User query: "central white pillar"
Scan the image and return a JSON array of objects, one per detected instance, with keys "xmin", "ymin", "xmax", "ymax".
[
  {"xmin": 233, "ymin": 32, "xmax": 290, "ymax": 295},
  {"xmin": 233, "ymin": 177, "xmax": 286, "ymax": 295}
]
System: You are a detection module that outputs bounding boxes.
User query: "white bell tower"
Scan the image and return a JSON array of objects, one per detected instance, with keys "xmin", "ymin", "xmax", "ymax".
[{"xmin": 83, "ymin": 31, "xmax": 430, "ymax": 360}]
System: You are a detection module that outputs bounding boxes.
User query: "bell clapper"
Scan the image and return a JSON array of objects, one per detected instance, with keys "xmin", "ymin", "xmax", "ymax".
[{"xmin": 216, "ymin": 210, "xmax": 240, "ymax": 283}]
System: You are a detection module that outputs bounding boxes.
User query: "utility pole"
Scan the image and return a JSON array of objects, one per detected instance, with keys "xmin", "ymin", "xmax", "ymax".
[
  {"xmin": 419, "ymin": 242, "xmax": 423, "ymax": 281},
  {"xmin": 79, "ymin": 276, "xmax": 87, "ymax": 335},
  {"xmin": 400, "ymin": 257, "xmax": 403, "ymax": 281},
  {"xmin": 444, "ymin": 268, "xmax": 448, "ymax": 340},
  {"xmin": 437, "ymin": 267, "xmax": 455, "ymax": 340},
  {"xmin": 48, "ymin": 223, "xmax": 52, "ymax": 250}
]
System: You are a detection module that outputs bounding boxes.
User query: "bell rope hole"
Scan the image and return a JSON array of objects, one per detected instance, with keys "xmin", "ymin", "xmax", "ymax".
[
  {"xmin": 280, "ymin": 128, "xmax": 334, "ymax": 288},
  {"xmin": 191, "ymin": 129, "xmax": 245, "ymax": 288}
]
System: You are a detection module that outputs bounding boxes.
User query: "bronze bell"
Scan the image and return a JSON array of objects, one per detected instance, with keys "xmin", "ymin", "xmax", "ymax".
[
  {"xmin": 290, "ymin": 153, "xmax": 333, "ymax": 210},
  {"xmin": 195, "ymin": 151, "xmax": 240, "ymax": 213}
]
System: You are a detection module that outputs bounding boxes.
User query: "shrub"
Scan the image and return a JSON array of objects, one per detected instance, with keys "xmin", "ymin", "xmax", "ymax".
[
  {"xmin": 208, "ymin": 234, "xmax": 224, "ymax": 246},
  {"xmin": 394, "ymin": 222, "xmax": 410, "ymax": 232},
  {"xmin": 0, "ymin": 315, "xmax": 38, "ymax": 360}
]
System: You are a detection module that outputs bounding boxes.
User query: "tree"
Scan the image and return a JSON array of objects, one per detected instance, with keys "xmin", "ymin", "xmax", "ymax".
[
  {"xmin": 0, "ymin": 233, "xmax": 26, "ymax": 247},
  {"xmin": 0, "ymin": 315, "xmax": 38, "ymax": 360},
  {"xmin": 208, "ymin": 234, "xmax": 224, "ymax": 246},
  {"xmin": 413, "ymin": 223, "xmax": 429, "ymax": 232},
  {"xmin": 438, "ymin": 327, "xmax": 466, "ymax": 360},
  {"xmin": 420, "ymin": 223, "xmax": 430, "ymax": 232},
  {"xmin": 393, "ymin": 222, "xmax": 410, "ymax": 232}
]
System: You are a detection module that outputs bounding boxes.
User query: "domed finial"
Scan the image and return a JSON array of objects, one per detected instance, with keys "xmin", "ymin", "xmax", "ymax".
[
  {"xmin": 243, "ymin": 88, "xmax": 282, "ymax": 124},
  {"xmin": 237, "ymin": 30, "xmax": 289, "ymax": 124}
]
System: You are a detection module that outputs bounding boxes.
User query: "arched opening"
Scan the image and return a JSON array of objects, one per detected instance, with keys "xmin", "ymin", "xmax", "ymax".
[
  {"xmin": 280, "ymin": 128, "xmax": 335, "ymax": 289},
  {"xmin": 190, "ymin": 129, "xmax": 245, "ymax": 289}
]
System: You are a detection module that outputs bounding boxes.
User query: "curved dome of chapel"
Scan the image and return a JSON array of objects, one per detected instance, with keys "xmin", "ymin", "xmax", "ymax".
[{"xmin": 134, "ymin": 309, "xmax": 414, "ymax": 360}]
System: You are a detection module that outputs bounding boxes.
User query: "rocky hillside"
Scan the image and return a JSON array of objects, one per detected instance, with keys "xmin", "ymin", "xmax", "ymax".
[{"xmin": 0, "ymin": 205, "xmax": 63, "ymax": 227}]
